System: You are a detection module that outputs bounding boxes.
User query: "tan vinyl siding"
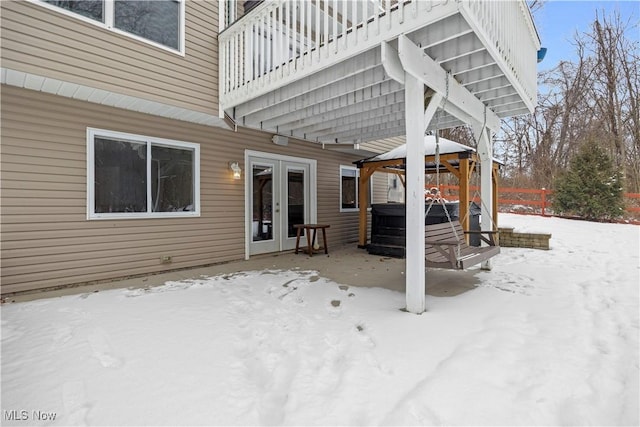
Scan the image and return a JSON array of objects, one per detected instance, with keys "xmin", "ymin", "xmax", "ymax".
[
  {"xmin": 0, "ymin": 86, "xmax": 373, "ymax": 295},
  {"xmin": 371, "ymin": 173, "xmax": 389, "ymax": 204},
  {"xmin": 0, "ymin": 0, "xmax": 219, "ymax": 115}
]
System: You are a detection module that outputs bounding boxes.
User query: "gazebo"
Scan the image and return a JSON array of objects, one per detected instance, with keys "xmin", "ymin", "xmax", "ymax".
[{"xmin": 354, "ymin": 135, "xmax": 500, "ymax": 248}]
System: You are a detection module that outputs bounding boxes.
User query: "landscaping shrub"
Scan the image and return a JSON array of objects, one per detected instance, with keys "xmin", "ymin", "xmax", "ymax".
[{"xmin": 552, "ymin": 141, "xmax": 625, "ymax": 221}]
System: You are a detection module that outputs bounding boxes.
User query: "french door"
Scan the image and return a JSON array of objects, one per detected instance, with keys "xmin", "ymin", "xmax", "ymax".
[{"xmin": 247, "ymin": 153, "xmax": 315, "ymax": 256}]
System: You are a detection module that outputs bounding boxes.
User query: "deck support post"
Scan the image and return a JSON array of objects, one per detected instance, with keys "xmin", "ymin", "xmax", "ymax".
[
  {"xmin": 402, "ymin": 86, "xmax": 441, "ymax": 314},
  {"xmin": 474, "ymin": 122, "xmax": 494, "ymax": 270},
  {"xmin": 388, "ymin": 34, "xmax": 502, "ymax": 312},
  {"xmin": 404, "ymin": 72, "xmax": 426, "ymax": 314}
]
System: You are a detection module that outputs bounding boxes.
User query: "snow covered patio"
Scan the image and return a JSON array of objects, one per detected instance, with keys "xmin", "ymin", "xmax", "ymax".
[
  {"xmin": 2, "ymin": 214, "xmax": 639, "ymax": 426},
  {"xmin": 2, "ymin": 237, "xmax": 480, "ymax": 304}
]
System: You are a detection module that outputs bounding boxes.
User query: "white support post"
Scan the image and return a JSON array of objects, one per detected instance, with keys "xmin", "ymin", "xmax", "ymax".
[
  {"xmin": 474, "ymin": 122, "xmax": 494, "ymax": 270},
  {"xmin": 383, "ymin": 37, "xmax": 448, "ymax": 314},
  {"xmin": 404, "ymin": 72, "xmax": 426, "ymax": 314}
]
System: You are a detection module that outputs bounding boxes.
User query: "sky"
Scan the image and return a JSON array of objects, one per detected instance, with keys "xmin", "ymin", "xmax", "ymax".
[{"xmin": 533, "ymin": 0, "xmax": 640, "ymax": 70}]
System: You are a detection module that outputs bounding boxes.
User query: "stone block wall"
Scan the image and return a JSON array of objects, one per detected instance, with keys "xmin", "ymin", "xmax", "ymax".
[{"xmin": 498, "ymin": 227, "xmax": 551, "ymax": 250}]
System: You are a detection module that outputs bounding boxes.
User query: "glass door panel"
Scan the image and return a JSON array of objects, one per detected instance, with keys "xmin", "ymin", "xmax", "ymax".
[
  {"xmin": 250, "ymin": 158, "xmax": 280, "ymax": 255},
  {"xmin": 248, "ymin": 155, "xmax": 312, "ymax": 255},
  {"xmin": 286, "ymin": 168, "xmax": 305, "ymax": 238},
  {"xmin": 252, "ymin": 164, "xmax": 273, "ymax": 242},
  {"xmin": 282, "ymin": 162, "xmax": 310, "ymax": 251}
]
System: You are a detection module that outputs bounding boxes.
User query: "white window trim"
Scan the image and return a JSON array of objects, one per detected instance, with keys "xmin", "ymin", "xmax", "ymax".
[
  {"xmin": 340, "ymin": 165, "xmax": 360, "ymax": 213},
  {"xmin": 32, "ymin": 0, "xmax": 186, "ymax": 56},
  {"xmin": 87, "ymin": 128, "xmax": 200, "ymax": 220}
]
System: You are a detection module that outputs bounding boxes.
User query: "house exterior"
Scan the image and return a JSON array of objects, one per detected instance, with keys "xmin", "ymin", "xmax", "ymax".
[
  {"xmin": 1, "ymin": 0, "xmax": 540, "ymax": 305},
  {"xmin": 0, "ymin": 0, "xmax": 390, "ymax": 296}
]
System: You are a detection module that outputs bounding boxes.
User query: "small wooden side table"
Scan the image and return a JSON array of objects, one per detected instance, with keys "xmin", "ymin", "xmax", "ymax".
[{"xmin": 294, "ymin": 224, "xmax": 330, "ymax": 256}]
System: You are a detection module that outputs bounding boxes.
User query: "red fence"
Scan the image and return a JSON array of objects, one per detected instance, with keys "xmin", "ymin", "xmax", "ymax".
[{"xmin": 437, "ymin": 185, "xmax": 640, "ymax": 217}]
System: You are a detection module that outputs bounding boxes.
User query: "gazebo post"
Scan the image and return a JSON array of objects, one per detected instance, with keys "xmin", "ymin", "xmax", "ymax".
[
  {"xmin": 357, "ymin": 165, "xmax": 374, "ymax": 248},
  {"xmin": 459, "ymin": 154, "xmax": 470, "ymax": 234}
]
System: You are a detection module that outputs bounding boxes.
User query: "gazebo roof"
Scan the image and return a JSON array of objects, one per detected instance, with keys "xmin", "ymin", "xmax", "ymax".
[
  {"xmin": 353, "ymin": 135, "xmax": 501, "ymax": 250},
  {"xmin": 363, "ymin": 135, "xmax": 474, "ymax": 163},
  {"xmin": 354, "ymin": 135, "xmax": 501, "ymax": 171},
  {"xmin": 354, "ymin": 135, "xmax": 480, "ymax": 173}
]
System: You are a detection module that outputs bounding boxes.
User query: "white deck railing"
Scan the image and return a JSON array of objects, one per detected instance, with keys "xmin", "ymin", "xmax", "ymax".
[
  {"xmin": 219, "ymin": 0, "xmax": 539, "ymax": 112},
  {"xmin": 458, "ymin": 0, "xmax": 540, "ymax": 111}
]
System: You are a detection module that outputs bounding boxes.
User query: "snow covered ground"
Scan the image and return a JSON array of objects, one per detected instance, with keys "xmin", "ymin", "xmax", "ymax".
[{"xmin": 1, "ymin": 214, "xmax": 639, "ymax": 426}]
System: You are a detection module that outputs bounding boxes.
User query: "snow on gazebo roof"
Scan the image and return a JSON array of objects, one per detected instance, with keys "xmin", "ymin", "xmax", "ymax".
[{"xmin": 362, "ymin": 135, "xmax": 474, "ymax": 163}]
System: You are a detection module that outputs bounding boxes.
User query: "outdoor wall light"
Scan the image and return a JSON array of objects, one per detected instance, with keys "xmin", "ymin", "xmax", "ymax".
[{"xmin": 229, "ymin": 161, "xmax": 242, "ymax": 180}]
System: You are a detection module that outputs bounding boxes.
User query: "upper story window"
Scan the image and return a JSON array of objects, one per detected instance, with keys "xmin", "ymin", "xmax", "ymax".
[
  {"xmin": 226, "ymin": 0, "xmax": 236, "ymax": 27},
  {"xmin": 114, "ymin": 1, "xmax": 180, "ymax": 50},
  {"xmin": 43, "ymin": 0, "xmax": 104, "ymax": 22},
  {"xmin": 243, "ymin": 1, "xmax": 262, "ymax": 14},
  {"xmin": 87, "ymin": 128, "xmax": 200, "ymax": 219},
  {"xmin": 40, "ymin": 0, "xmax": 184, "ymax": 54}
]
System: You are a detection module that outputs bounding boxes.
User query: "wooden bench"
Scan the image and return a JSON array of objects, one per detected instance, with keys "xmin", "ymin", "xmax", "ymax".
[
  {"xmin": 294, "ymin": 224, "xmax": 330, "ymax": 256},
  {"xmin": 425, "ymin": 221, "xmax": 500, "ymax": 270}
]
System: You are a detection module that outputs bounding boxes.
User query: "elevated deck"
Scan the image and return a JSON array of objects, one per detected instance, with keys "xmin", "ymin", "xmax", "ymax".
[{"xmin": 219, "ymin": 0, "xmax": 540, "ymax": 147}]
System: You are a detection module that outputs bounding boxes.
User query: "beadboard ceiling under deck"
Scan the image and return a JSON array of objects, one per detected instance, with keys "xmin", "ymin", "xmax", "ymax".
[{"xmin": 220, "ymin": 0, "xmax": 540, "ymax": 151}]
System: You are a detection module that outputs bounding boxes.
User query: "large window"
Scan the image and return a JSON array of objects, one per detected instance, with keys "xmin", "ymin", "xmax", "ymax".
[
  {"xmin": 43, "ymin": 1, "xmax": 104, "ymax": 22},
  {"xmin": 87, "ymin": 128, "xmax": 199, "ymax": 219},
  {"xmin": 340, "ymin": 166, "xmax": 359, "ymax": 212},
  {"xmin": 41, "ymin": 0, "xmax": 184, "ymax": 53}
]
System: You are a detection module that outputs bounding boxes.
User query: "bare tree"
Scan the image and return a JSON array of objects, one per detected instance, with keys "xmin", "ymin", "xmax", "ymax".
[
  {"xmin": 527, "ymin": 0, "xmax": 546, "ymax": 15},
  {"xmin": 494, "ymin": 7, "xmax": 640, "ymax": 193},
  {"xmin": 589, "ymin": 11, "xmax": 640, "ymax": 191}
]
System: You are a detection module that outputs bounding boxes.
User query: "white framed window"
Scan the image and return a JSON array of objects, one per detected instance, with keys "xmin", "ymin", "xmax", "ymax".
[
  {"xmin": 225, "ymin": 0, "xmax": 236, "ymax": 28},
  {"xmin": 340, "ymin": 165, "xmax": 360, "ymax": 212},
  {"xmin": 87, "ymin": 128, "xmax": 200, "ymax": 219},
  {"xmin": 37, "ymin": 0, "xmax": 185, "ymax": 54}
]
